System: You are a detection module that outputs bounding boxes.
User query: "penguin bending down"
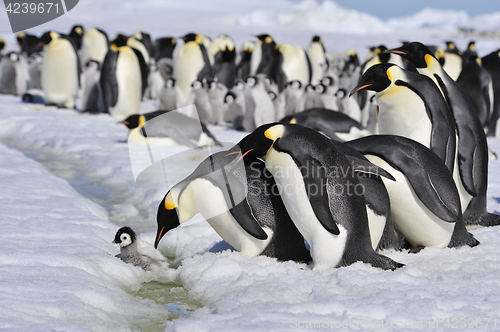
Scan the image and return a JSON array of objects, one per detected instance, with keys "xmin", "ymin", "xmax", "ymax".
[
  {"xmin": 155, "ymin": 149, "xmax": 312, "ymax": 263},
  {"xmin": 348, "ymin": 135, "xmax": 479, "ymax": 250},
  {"xmin": 280, "ymin": 108, "xmax": 367, "ymax": 141},
  {"xmin": 238, "ymin": 123, "xmax": 404, "ymax": 271},
  {"xmin": 120, "ymin": 110, "xmax": 221, "ymax": 148},
  {"xmin": 40, "ymin": 31, "xmax": 80, "ymax": 108},
  {"xmin": 390, "ymin": 42, "xmax": 500, "ymax": 227},
  {"xmin": 0, "ymin": 52, "xmax": 29, "ymax": 96},
  {"xmin": 114, "ymin": 226, "xmax": 168, "ymax": 271},
  {"xmin": 17, "ymin": 32, "xmax": 42, "ymax": 56}
]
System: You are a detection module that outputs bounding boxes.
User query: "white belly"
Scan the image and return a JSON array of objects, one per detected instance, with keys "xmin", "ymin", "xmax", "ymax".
[
  {"xmin": 306, "ymin": 44, "xmax": 326, "ymax": 85},
  {"xmin": 109, "ymin": 51, "xmax": 142, "ymax": 120},
  {"xmin": 366, "ymin": 206, "xmax": 386, "ymax": 250},
  {"xmin": 365, "ymin": 155, "xmax": 455, "ymax": 248},
  {"xmin": 443, "ymin": 53, "xmax": 462, "ymax": 81},
  {"xmin": 452, "ymin": 139, "xmax": 473, "ymax": 214},
  {"xmin": 266, "ymin": 149, "xmax": 347, "ymax": 271},
  {"xmin": 377, "ymin": 90, "xmax": 432, "ymax": 148},
  {"xmin": 174, "ymin": 43, "xmax": 205, "ymax": 99},
  {"xmin": 185, "ymin": 178, "xmax": 273, "ymax": 256},
  {"xmin": 335, "ymin": 127, "xmax": 368, "ymax": 141},
  {"xmin": 41, "ymin": 40, "xmax": 79, "ymax": 106}
]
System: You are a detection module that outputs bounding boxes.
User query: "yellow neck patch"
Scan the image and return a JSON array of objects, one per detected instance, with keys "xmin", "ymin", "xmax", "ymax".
[
  {"xmin": 289, "ymin": 118, "xmax": 297, "ymax": 124},
  {"xmin": 164, "ymin": 192, "xmax": 176, "ymax": 210},
  {"xmin": 138, "ymin": 115, "xmax": 146, "ymax": 128},
  {"xmin": 386, "ymin": 68, "xmax": 392, "ymax": 82},
  {"xmin": 50, "ymin": 32, "xmax": 59, "ymax": 40},
  {"xmin": 75, "ymin": 27, "xmax": 83, "ymax": 35},
  {"xmin": 265, "ymin": 124, "xmax": 285, "ymax": 141},
  {"xmin": 265, "ymin": 36, "xmax": 272, "ymax": 44}
]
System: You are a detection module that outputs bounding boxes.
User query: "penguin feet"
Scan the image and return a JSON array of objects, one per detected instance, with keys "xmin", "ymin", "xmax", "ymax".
[
  {"xmin": 409, "ymin": 246, "xmax": 425, "ymax": 254},
  {"xmin": 465, "ymin": 212, "xmax": 500, "ymax": 227},
  {"xmin": 366, "ymin": 253, "xmax": 404, "ymax": 271}
]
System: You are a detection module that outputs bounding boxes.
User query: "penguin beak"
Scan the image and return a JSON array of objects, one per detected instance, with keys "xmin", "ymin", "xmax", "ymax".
[
  {"xmin": 37, "ymin": 42, "xmax": 45, "ymax": 47},
  {"xmin": 237, "ymin": 149, "xmax": 253, "ymax": 162},
  {"xmin": 119, "ymin": 121, "xmax": 129, "ymax": 125},
  {"xmin": 390, "ymin": 50, "xmax": 406, "ymax": 55},
  {"xmin": 349, "ymin": 84, "xmax": 372, "ymax": 97},
  {"xmin": 155, "ymin": 226, "xmax": 166, "ymax": 249}
]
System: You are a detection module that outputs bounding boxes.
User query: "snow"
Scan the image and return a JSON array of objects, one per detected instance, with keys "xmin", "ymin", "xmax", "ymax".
[{"xmin": 1, "ymin": 1, "xmax": 500, "ymax": 330}]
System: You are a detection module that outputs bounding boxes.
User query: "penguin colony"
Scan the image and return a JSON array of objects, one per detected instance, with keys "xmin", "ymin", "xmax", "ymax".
[{"xmin": 2, "ymin": 27, "xmax": 500, "ymax": 271}]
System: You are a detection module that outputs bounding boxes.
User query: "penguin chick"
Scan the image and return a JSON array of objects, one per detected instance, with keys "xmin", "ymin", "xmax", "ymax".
[{"xmin": 113, "ymin": 226, "xmax": 168, "ymax": 271}]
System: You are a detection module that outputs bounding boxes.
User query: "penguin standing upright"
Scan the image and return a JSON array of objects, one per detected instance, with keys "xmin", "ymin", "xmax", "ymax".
[
  {"xmin": 81, "ymin": 27, "xmax": 109, "ymax": 66},
  {"xmin": 174, "ymin": 33, "xmax": 212, "ymax": 99},
  {"xmin": 81, "ymin": 59, "xmax": 104, "ymax": 113},
  {"xmin": 443, "ymin": 41, "xmax": 462, "ymax": 80},
  {"xmin": 277, "ymin": 43, "xmax": 311, "ymax": 86},
  {"xmin": 350, "ymin": 62, "xmax": 456, "ymax": 173},
  {"xmin": 283, "ymin": 80, "xmax": 304, "ymax": 115},
  {"xmin": 208, "ymin": 81, "xmax": 228, "ymax": 124},
  {"xmin": 185, "ymin": 80, "xmax": 213, "ymax": 124},
  {"xmin": 0, "ymin": 52, "xmax": 29, "ymax": 96},
  {"xmin": 306, "ymin": 35, "xmax": 327, "ymax": 85},
  {"xmin": 146, "ymin": 59, "xmax": 165, "ymax": 100},
  {"xmin": 39, "ymin": 31, "xmax": 80, "ymax": 108},
  {"xmin": 237, "ymin": 41, "xmax": 254, "ymax": 82},
  {"xmin": 68, "ymin": 25, "xmax": 84, "ymax": 51},
  {"xmin": 245, "ymin": 76, "xmax": 275, "ymax": 129},
  {"xmin": 133, "ymin": 31, "xmax": 155, "ymax": 59},
  {"xmin": 461, "ymin": 41, "xmax": 478, "ymax": 68},
  {"xmin": 17, "ymin": 32, "xmax": 42, "ymax": 56},
  {"xmin": 250, "ymin": 34, "xmax": 285, "ymax": 92},
  {"xmin": 238, "ymin": 123, "xmax": 403, "ymax": 271},
  {"xmin": 157, "ymin": 78, "xmax": 184, "ymax": 111},
  {"xmin": 224, "ymin": 90, "xmax": 246, "ymax": 130},
  {"xmin": 155, "ymin": 149, "xmax": 312, "ymax": 263},
  {"xmin": 100, "ymin": 36, "xmax": 145, "ymax": 119},
  {"xmin": 456, "ymin": 57, "xmax": 493, "ymax": 128},
  {"xmin": 390, "ymin": 42, "xmax": 500, "ymax": 227},
  {"xmin": 208, "ymin": 34, "xmax": 237, "ymax": 89},
  {"xmin": 482, "ymin": 50, "xmax": 500, "ymax": 136}
]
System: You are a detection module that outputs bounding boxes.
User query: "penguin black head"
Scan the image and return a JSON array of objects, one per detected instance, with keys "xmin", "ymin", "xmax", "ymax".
[
  {"xmin": 181, "ymin": 33, "xmax": 198, "ymax": 43},
  {"xmin": 256, "ymin": 34, "xmax": 273, "ymax": 44},
  {"xmin": 85, "ymin": 59, "xmax": 100, "ymax": 70},
  {"xmin": 467, "ymin": 41, "xmax": 476, "ymax": 50},
  {"xmin": 113, "ymin": 226, "xmax": 137, "ymax": 247},
  {"xmin": 349, "ymin": 63, "xmax": 394, "ymax": 97},
  {"xmin": 390, "ymin": 42, "xmax": 437, "ymax": 69},
  {"xmin": 285, "ymin": 80, "xmax": 302, "ymax": 90},
  {"xmin": 70, "ymin": 25, "xmax": 84, "ymax": 36},
  {"xmin": 39, "ymin": 31, "xmax": 59, "ymax": 46},
  {"xmin": 191, "ymin": 80, "xmax": 204, "ymax": 89},
  {"xmin": 155, "ymin": 192, "xmax": 181, "ymax": 249},
  {"xmin": 224, "ymin": 91, "xmax": 236, "ymax": 104},
  {"xmin": 238, "ymin": 123, "xmax": 282, "ymax": 160},
  {"xmin": 335, "ymin": 88, "xmax": 347, "ymax": 99},
  {"xmin": 312, "ymin": 35, "xmax": 322, "ymax": 43},
  {"xmin": 17, "ymin": 32, "xmax": 26, "ymax": 45},
  {"xmin": 112, "ymin": 34, "xmax": 129, "ymax": 48},
  {"xmin": 0, "ymin": 38, "xmax": 4, "ymax": 51},
  {"xmin": 120, "ymin": 114, "xmax": 142, "ymax": 129},
  {"xmin": 165, "ymin": 78, "xmax": 176, "ymax": 88}
]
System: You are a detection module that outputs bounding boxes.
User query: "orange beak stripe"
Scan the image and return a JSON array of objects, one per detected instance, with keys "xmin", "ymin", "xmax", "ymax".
[
  {"xmin": 237, "ymin": 149, "xmax": 253, "ymax": 162},
  {"xmin": 354, "ymin": 84, "xmax": 373, "ymax": 93},
  {"xmin": 390, "ymin": 50, "xmax": 406, "ymax": 55},
  {"xmin": 224, "ymin": 151, "xmax": 241, "ymax": 157},
  {"xmin": 156, "ymin": 226, "xmax": 165, "ymax": 244}
]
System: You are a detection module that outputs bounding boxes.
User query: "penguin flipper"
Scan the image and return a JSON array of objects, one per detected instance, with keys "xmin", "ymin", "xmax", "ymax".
[
  {"xmin": 228, "ymin": 199, "xmax": 268, "ymax": 240},
  {"xmin": 456, "ymin": 126, "xmax": 478, "ymax": 197},
  {"xmin": 197, "ymin": 44, "xmax": 213, "ymax": 81},
  {"xmin": 303, "ymin": 157, "xmax": 340, "ymax": 235},
  {"xmin": 345, "ymin": 155, "xmax": 395, "ymax": 181},
  {"xmin": 132, "ymin": 48, "xmax": 149, "ymax": 98},
  {"xmin": 100, "ymin": 51, "xmax": 119, "ymax": 109}
]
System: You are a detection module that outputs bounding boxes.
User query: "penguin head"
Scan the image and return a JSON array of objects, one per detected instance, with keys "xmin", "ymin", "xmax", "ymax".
[
  {"xmin": 165, "ymin": 78, "xmax": 176, "ymax": 88},
  {"xmin": 268, "ymin": 91, "xmax": 277, "ymax": 101},
  {"xmin": 191, "ymin": 80, "xmax": 203, "ymax": 90},
  {"xmin": 238, "ymin": 123, "xmax": 284, "ymax": 160},
  {"xmin": 311, "ymin": 35, "xmax": 322, "ymax": 43},
  {"xmin": 39, "ymin": 31, "xmax": 60, "ymax": 46},
  {"xmin": 155, "ymin": 191, "xmax": 181, "ymax": 249},
  {"xmin": 315, "ymin": 83, "xmax": 326, "ymax": 94},
  {"xmin": 246, "ymin": 76, "xmax": 257, "ymax": 87},
  {"xmin": 0, "ymin": 37, "xmax": 4, "ymax": 50},
  {"xmin": 286, "ymin": 80, "xmax": 302, "ymax": 90},
  {"xmin": 113, "ymin": 226, "xmax": 137, "ymax": 247},
  {"xmin": 112, "ymin": 34, "xmax": 129, "ymax": 48},
  {"xmin": 390, "ymin": 42, "xmax": 437, "ymax": 69},
  {"xmin": 120, "ymin": 114, "xmax": 145, "ymax": 129},
  {"xmin": 349, "ymin": 63, "xmax": 394, "ymax": 97},
  {"xmin": 256, "ymin": 34, "xmax": 273, "ymax": 44},
  {"xmin": 85, "ymin": 59, "xmax": 100, "ymax": 70},
  {"xmin": 305, "ymin": 84, "xmax": 315, "ymax": 93},
  {"xmin": 435, "ymin": 48, "xmax": 446, "ymax": 66},
  {"xmin": 468, "ymin": 41, "xmax": 476, "ymax": 51},
  {"xmin": 7, "ymin": 52, "xmax": 20, "ymax": 62},
  {"xmin": 321, "ymin": 76, "xmax": 334, "ymax": 87},
  {"xmin": 224, "ymin": 91, "xmax": 236, "ymax": 104},
  {"xmin": 71, "ymin": 25, "xmax": 84, "ymax": 36},
  {"xmin": 335, "ymin": 88, "xmax": 347, "ymax": 99},
  {"xmin": 235, "ymin": 80, "xmax": 245, "ymax": 90},
  {"xmin": 181, "ymin": 33, "xmax": 198, "ymax": 43},
  {"xmin": 17, "ymin": 32, "xmax": 26, "ymax": 45}
]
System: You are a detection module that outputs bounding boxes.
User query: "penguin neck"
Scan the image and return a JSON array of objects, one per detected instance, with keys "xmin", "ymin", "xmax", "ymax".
[{"xmin": 120, "ymin": 241, "xmax": 138, "ymax": 257}]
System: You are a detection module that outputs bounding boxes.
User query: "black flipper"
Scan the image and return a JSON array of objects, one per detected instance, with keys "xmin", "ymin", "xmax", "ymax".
[
  {"xmin": 395, "ymin": 75, "xmax": 456, "ymax": 173},
  {"xmin": 132, "ymin": 48, "xmax": 149, "ymax": 98},
  {"xmin": 345, "ymin": 155, "xmax": 395, "ymax": 181},
  {"xmin": 100, "ymin": 50, "xmax": 119, "ymax": 111},
  {"xmin": 197, "ymin": 43, "xmax": 213, "ymax": 81},
  {"xmin": 348, "ymin": 135, "xmax": 461, "ymax": 223},
  {"xmin": 228, "ymin": 199, "xmax": 268, "ymax": 240}
]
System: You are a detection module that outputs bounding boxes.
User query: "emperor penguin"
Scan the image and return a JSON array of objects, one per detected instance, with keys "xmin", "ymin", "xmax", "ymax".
[
  {"xmin": 348, "ymin": 135, "xmax": 479, "ymax": 251},
  {"xmin": 208, "ymin": 81, "xmax": 228, "ymax": 124},
  {"xmin": 185, "ymin": 80, "xmax": 213, "ymax": 124},
  {"xmin": 283, "ymin": 80, "xmax": 304, "ymax": 116},
  {"xmin": 461, "ymin": 41, "xmax": 478, "ymax": 68},
  {"xmin": 68, "ymin": 25, "xmax": 84, "ymax": 50},
  {"xmin": 17, "ymin": 32, "xmax": 42, "ymax": 56},
  {"xmin": 280, "ymin": 108, "xmax": 367, "ymax": 142},
  {"xmin": 299, "ymin": 83, "xmax": 320, "ymax": 110},
  {"xmin": 0, "ymin": 52, "xmax": 29, "ymax": 96},
  {"xmin": 390, "ymin": 42, "xmax": 500, "ymax": 227},
  {"xmin": 268, "ymin": 90, "xmax": 285, "ymax": 121},
  {"xmin": 157, "ymin": 78, "xmax": 185, "ymax": 111},
  {"xmin": 208, "ymin": 34, "xmax": 237, "ymax": 89},
  {"xmin": 155, "ymin": 149, "xmax": 312, "ymax": 263},
  {"xmin": 336, "ymin": 88, "xmax": 361, "ymax": 122},
  {"xmin": 350, "ymin": 62, "xmax": 457, "ymax": 173},
  {"xmin": 174, "ymin": 33, "xmax": 213, "ymax": 99},
  {"xmin": 120, "ymin": 110, "xmax": 220, "ymax": 148},
  {"xmin": 0, "ymin": 37, "xmax": 5, "ymax": 54},
  {"xmin": 456, "ymin": 57, "xmax": 493, "ymax": 128},
  {"xmin": 81, "ymin": 27, "xmax": 109, "ymax": 66},
  {"xmin": 237, "ymin": 41, "xmax": 255, "ymax": 82},
  {"xmin": 81, "ymin": 59, "xmax": 104, "ymax": 113},
  {"xmin": 306, "ymin": 35, "xmax": 327, "ymax": 85},
  {"xmin": 100, "ymin": 36, "xmax": 145, "ymax": 119},
  {"xmin": 245, "ymin": 76, "xmax": 275, "ymax": 129},
  {"xmin": 146, "ymin": 59, "xmax": 165, "ymax": 100},
  {"xmin": 237, "ymin": 123, "xmax": 404, "ymax": 271},
  {"xmin": 314, "ymin": 83, "xmax": 335, "ymax": 110},
  {"xmin": 482, "ymin": 50, "xmax": 500, "ymax": 136},
  {"xmin": 39, "ymin": 31, "xmax": 80, "ymax": 108},
  {"xmin": 133, "ymin": 31, "xmax": 155, "ymax": 59},
  {"xmin": 113, "ymin": 226, "xmax": 168, "ymax": 271},
  {"xmin": 277, "ymin": 43, "xmax": 311, "ymax": 86},
  {"xmin": 250, "ymin": 34, "xmax": 285, "ymax": 91},
  {"xmin": 224, "ymin": 90, "xmax": 246, "ymax": 130},
  {"xmin": 154, "ymin": 37, "xmax": 176, "ymax": 80},
  {"xmin": 362, "ymin": 45, "xmax": 404, "ymax": 74},
  {"xmin": 443, "ymin": 41, "xmax": 462, "ymax": 80}
]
